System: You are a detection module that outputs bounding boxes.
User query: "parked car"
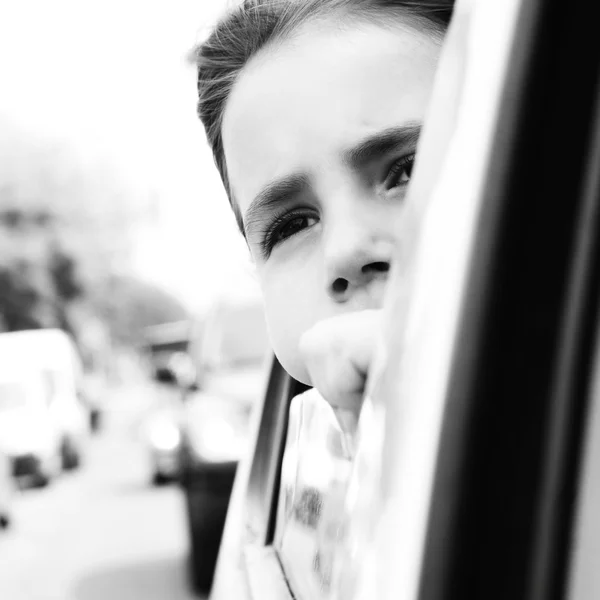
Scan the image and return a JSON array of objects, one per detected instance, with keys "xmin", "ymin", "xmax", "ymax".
[
  {"xmin": 179, "ymin": 295, "xmax": 270, "ymax": 594},
  {"xmin": 142, "ymin": 320, "xmax": 196, "ymax": 385},
  {"xmin": 208, "ymin": 2, "xmax": 600, "ymax": 600},
  {"xmin": 0, "ymin": 329, "xmax": 89, "ymax": 474},
  {"xmin": 141, "ymin": 321, "xmax": 198, "ymax": 485},
  {"xmin": 142, "ymin": 390, "xmax": 185, "ymax": 485},
  {"xmin": 0, "ymin": 370, "xmax": 63, "ymax": 487},
  {"xmin": 0, "ymin": 450, "xmax": 15, "ymax": 528}
]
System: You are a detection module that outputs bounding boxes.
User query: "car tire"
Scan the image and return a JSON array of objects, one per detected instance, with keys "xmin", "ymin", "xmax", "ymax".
[
  {"xmin": 0, "ymin": 514, "xmax": 10, "ymax": 529},
  {"xmin": 89, "ymin": 408, "xmax": 102, "ymax": 433},
  {"xmin": 152, "ymin": 471, "xmax": 169, "ymax": 486},
  {"xmin": 31, "ymin": 471, "xmax": 51, "ymax": 488},
  {"xmin": 31, "ymin": 451, "xmax": 61, "ymax": 488},
  {"xmin": 61, "ymin": 439, "xmax": 81, "ymax": 471}
]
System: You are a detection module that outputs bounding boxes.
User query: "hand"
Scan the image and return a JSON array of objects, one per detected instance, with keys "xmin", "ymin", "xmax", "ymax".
[{"xmin": 299, "ymin": 310, "xmax": 382, "ymax": 433}]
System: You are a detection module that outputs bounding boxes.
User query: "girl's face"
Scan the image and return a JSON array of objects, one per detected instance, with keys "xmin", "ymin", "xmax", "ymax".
[{"xmin": 222, "ymin": 18, "xmax": 442, "ymax": 383}]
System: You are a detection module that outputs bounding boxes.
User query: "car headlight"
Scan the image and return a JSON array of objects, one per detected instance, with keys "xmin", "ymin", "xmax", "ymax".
[
  {"xmin": 148, "ymin": 421, "xmax": 181, "ymax": 452},
  {"xmin": 187, "ymin": 414, "xmax": 248, "ymax": 463}
]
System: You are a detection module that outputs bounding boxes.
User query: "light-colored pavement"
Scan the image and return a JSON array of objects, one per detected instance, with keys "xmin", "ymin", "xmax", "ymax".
[{"xmin": 0, "ymin": 382, "xmax": 201, "ymax": 600}]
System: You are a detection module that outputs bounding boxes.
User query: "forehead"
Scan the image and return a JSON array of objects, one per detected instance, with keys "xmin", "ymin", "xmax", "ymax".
[{"xmin": 222, "ymin": 18, "xmax": 442, "ymax": 213}]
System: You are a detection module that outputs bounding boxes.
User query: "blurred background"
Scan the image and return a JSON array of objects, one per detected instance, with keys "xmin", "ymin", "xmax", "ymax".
[{"xmin": 0, "ymin": 1, "xmax": 268, "ymax": 598}]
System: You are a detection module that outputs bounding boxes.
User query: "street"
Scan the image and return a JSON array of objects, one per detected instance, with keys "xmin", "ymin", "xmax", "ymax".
[{"xmin": 0, "ymin": 381, "xmax": 201, "ymax": 600}]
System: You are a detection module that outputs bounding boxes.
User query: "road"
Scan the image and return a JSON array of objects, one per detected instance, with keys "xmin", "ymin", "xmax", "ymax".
[{"xmin": 0, "ymin": 382, "xmax": 202, "ymax": 600}]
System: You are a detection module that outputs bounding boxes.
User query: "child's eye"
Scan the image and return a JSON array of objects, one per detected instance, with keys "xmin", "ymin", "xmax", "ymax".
[
  {"xmin": 262, "ymin": 211, "xmax": 318, "ymax": 257},
  {"xmin": 384, "ymin": 153, "xmax": 416, "ymax": 190},
  {"xmin": 276, "ymin": 215, "xmax": 313, "ymax": 241}
]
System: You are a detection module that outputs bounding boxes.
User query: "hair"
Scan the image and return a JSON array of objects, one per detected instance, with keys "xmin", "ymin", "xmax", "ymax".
[{"xmin": 191, "ymin": 0, "xmax": 454, "ymax": 232}]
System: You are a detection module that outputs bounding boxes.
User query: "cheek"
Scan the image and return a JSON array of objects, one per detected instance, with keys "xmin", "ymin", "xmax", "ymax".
[{"xmin": 258, "ymin": 257, "xmax": 322, "ymax": 382}]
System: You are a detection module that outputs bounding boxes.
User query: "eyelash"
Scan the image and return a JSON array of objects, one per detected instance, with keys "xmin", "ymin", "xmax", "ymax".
[
  {"xmin": 258, "ymin": 152, "xmax": 416, "ymax": 258},
  {"xmin": 385, "ymin": 153, "xmax": 416, "ymax": 190},
  {"xmin": 261, "ymin": 209, "xmax": 318, "ymax": 258}
]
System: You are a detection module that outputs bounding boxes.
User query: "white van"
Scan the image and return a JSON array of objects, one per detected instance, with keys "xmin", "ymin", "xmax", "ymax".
[
  {"xmin": 0, "ymin": 329, "xmax": 89, "ymax": 484},
  {"xmin": 0, "ymin": 366, "xmax": 63, "ymax": 486}
]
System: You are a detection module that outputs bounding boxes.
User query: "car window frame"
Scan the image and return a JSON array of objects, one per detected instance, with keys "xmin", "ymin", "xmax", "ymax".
[
  {"xmin": 416, "ymin": 0, "xmax": 600, "ymax": 598},
  {"xmin": 210, "ymin": 354, "xmax": 308, "ymax": 600}
]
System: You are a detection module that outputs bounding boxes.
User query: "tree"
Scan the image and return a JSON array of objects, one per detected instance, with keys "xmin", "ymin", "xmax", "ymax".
[
  {"xmin": 93, "ymin": 275, "xmax": 190, "ymax": 346},
  {"xmin": 0, "ymin": 123, "xmax": 169, "ymax": 349}
]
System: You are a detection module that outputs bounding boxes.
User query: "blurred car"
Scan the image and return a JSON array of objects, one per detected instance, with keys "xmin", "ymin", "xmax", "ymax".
[
  {"xmin": 142, "ymin": 320, "xmax": 196, "ymax": 384},
  {"xmin": 139, "ymin": 321, "xmax": 195, "ymax": 485},
  {"xmin": 0, "ymin": 371, "xmax": 63, "ymax": 487},
  {"xmin": 146, "ymin": 416, "xmax": 182, "ymax": 484},
  {"xmin": 0, "ymin": 450, "xmax": 15, "ymax": 528},
  {"xmin": 143, "ymin": 396, "xmax": 184, "ymax": 485},
  {"xmin": 208, "ymin": 3, "xmax": 600, "ymax": 600},
  {"xmin": 140, "ymin": 321, "xmax": 197, "ymax": 485},
  {"xmin": 178, "ymin": 295, "xmax": 270, "ymax": 594},
  {"xmin": 0, "ymin": 329, "xmax": 89, "ymax": 473}
]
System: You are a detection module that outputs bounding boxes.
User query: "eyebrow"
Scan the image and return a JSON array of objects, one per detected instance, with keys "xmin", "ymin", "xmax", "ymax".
[
  {"xmin": 242, "ymin": 122, "xmax": 422, "ymax": 236},
  {"xmin": 244, "ymin": 173, "xmax": 310, "ymax": 238},
  {"xmin": 343, "ymin": 123, "xmax": 422, "ymax": 169}
]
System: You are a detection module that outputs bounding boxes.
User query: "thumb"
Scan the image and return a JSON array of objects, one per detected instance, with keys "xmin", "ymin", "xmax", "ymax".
[{"xmin": 299, "ymin": 310, "xmax": 382, "ymax": 414}]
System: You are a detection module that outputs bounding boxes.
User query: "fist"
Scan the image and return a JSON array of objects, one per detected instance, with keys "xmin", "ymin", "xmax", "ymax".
[{"xmin": 299, "ymin": 310, "xmax": 382, "ymax": 419}]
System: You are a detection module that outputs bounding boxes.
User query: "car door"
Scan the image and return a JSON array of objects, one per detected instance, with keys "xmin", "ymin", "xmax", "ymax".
[{"xmin": 208, "ymin": 0, "xmax": 600, "ymax": 599}]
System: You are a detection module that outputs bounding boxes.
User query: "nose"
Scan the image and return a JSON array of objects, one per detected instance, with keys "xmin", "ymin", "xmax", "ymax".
[{"xmin": 324, "ymin": 216, "xmax": 393, "ymax": 304}]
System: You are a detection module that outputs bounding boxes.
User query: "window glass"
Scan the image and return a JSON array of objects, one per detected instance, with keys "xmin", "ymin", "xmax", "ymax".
[{"xmin": 275, "ymin": 389, "xmax": 353, "ymax": 600}]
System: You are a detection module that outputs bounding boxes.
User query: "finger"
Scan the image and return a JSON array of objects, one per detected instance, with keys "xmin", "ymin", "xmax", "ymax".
[{"xmin": 299, "ymin": 310, "xmax": 381, "ymax": 411}]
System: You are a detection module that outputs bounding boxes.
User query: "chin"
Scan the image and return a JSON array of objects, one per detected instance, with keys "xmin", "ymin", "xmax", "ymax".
[{"xmin": 274, "ymin": 348, "xmax": 311, "ymax": 386}]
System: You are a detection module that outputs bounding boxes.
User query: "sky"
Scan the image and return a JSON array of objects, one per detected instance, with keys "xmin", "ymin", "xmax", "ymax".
[{"xmin": 0, "ymin": 0, "xmax": 257, "ymax": 312}]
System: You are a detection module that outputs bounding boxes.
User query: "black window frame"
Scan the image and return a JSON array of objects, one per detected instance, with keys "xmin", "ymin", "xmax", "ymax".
[{"xmin": 418, "ymin": 0, "xmax": 600, "ymax": 598}]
